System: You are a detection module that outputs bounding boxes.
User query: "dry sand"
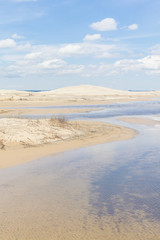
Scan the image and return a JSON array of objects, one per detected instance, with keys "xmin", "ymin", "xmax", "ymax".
[{"xmin": 0, "ymin": 118, "xmax": 137, "ymax": 168}]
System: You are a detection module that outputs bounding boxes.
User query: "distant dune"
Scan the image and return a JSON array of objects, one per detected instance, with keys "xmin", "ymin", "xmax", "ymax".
[
  {"xmin": 0, "ymin": 85, "xmax": 160, "ymax": 104},
  {"xmin": 47, "ymin": 85, "xmax": 128, "ymax": 95}
]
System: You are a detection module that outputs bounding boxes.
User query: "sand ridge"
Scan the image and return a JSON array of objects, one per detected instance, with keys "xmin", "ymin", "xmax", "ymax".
[
  {"xmin": 0, "ymin": 107, "xmax": 101, "ymax": 117},
  {"xmin": 120, "ymin": 116, "xmax": 160, "ymax": 125},
  {"xmin": 0, "ymin": 119, "xmax": 137, "ymax": 168}
]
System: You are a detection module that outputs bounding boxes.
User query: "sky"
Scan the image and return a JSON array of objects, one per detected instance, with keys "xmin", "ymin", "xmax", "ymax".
[{"xmin": 0, "ymin": 0, "xmax": 160, "ymax": 90}]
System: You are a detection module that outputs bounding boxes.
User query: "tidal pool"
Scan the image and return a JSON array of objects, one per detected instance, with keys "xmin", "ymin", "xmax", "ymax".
[{"xmin": 0, "ymin": 110, "xmax": 160, "ymax": 239}]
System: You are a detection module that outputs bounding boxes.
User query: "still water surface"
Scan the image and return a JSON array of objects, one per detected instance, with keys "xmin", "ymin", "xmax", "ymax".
[
  {"xmin": 0, "ymin": 102, "xmax": 160, "ymax": 239},
  {"xmin": 1, "ymin": 99, "xmax": 160, "ymax": 119}
]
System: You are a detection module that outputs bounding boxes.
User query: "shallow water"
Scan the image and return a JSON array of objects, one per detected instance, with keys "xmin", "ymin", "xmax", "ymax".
[
  {"xmin": 1, "ymin": 100, "xmax": 160, "ymax": 119},
  {"xmin": 0, "ymin": 104, "xmax": 160, "ymax": 239}
]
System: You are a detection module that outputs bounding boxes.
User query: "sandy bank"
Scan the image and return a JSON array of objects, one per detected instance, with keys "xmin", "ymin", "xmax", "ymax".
[
  {"xmin": 0, "ymin": 119, "xmax": 137, "ymax": 169},
  {"xmin": 0, "ymin": 107, "xmax": 101, "ymax": 117},
  {"xmin": 120, "ymin": 117, "xmax": 160, "ymax": 125}
]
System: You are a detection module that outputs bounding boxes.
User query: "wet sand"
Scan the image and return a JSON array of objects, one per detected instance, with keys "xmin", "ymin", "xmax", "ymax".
[
  {"xmin": 0, "ymin": 107, "xmax": 101, "ymax": 117},
  {"xmin": 120, "ymin": 116, "xmax": 160, "ymax": 125},
  {"xmin": 0, "ymin": 95, "xmax": 158, "ymax": 109}
]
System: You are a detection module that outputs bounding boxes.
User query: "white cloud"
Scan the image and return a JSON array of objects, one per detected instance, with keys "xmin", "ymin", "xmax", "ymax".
[
  {"xmin": 0, "ymin": 39, "xmax": 16, "ymax": 48},
  {"xmin": 90, "ymin": 18, "xmax": 118, "ymax": 31},
  {"xmin": 0, "ymin": 39, "xmax": 125, "ymax": 80},
  {"xmin": 115, "ymin": 59, "xmax": 141, "ymax": 71},
  {"xmin": 58, "ymin": 43, "xmax": 118, "ymax": 58},
  {"xmin": 128, "ymin": 24, "xmax": 138, "ymax": 30},
  {"xmin": 11, "ymin": 33, "xmax": 24, "ymax": 39},
  {"xmin": 115, "ymin": 55, "xmax": 160, "ymax": 74},
  {"xmin": 0, "ymin": 40, "xmax": 119, "ymax": 78},
  {"xmin": 40, "ymin": 59, "xmax": 66, "ymax": 69},
  {"xmin": 83, "ymin": 34, "xmax": 101, "ymax": 41},
  {"xmin": 25, "ymin": 52, "xmax": 42, "ymax": 59},
  {"xmin": 139, "ymin": 55, "xmax": 160, "ymax": 69},
  {"xmin": 2, "ymin": 37, "xmax": 160, "ymax": 81},
  {"xmin": 57, "ymin": 64, "xmax": 85, "ymax": 75},
  {"xmin": 4, "ymin": 53, "xmax": 160, "ymax": 80},
  {"xmin": 59, "ymin": 44, "xmax": 81, "ymax": 55}
]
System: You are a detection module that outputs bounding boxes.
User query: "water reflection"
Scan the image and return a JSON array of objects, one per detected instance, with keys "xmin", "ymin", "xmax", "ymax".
[{"xmin": 90, "ymin": 157, "xmax": 160, "ymax": 220}]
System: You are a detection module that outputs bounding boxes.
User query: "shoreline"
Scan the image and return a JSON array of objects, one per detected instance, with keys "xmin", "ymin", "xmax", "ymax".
[
  {"xmin": 0, "ymin": 120, "xmax": 137, "ymax": 169},
  {"xmin": 0, "ymin": 107, "xmax": 102, "ymax": 117},
  {"xmin": 0, "ymin": 95, "xmax": 158, "ymax": 108},
  {"xmin": 0, "ymin": 95, "xmax": 158, "ymax": 118},
  {"xmin": 120, "ymin": 116, "xmax": 160, "ymax": 125}
]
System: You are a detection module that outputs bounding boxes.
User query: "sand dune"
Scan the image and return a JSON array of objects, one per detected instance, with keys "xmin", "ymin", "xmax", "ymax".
[
  {"xmin": 0, "ymin": 118, "xmax": 83, "ymax": 147},
  {"xmin": 0, "ymin": 117, "xmax": 136, "ymax": 168},
  {"xmin": 46, "ymin": 85, "xmax": 128, "ymax": 95},
  {"xmin": 0, "ymin": 85, "xmax": 159, "ymax": 104}
]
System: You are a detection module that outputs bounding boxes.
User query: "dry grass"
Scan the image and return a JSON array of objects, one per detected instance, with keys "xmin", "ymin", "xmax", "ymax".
[
  {"xmin": 0, "ymin": 115, "xmax": 119, "ymax": 150},
  {"xmin": 0, "ymin": 139, "xmax": 5, "ymax": 150},
  {"xmin": 49, "ymin": 116, "xmax": 68, "ymax": 127},
  {"xmin": 0, "ymin": 116, "xmax": 83, "ymax": 148}
]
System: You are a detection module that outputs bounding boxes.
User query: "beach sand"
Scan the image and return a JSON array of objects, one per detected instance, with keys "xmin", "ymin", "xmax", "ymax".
[
  {"xmin": 0, "ymin": 119, "xmax": 137, "ymax": 168},
  {"xmin": 0, "ymin": 107, "xmax": 101, "ymax": 117},
  {"xmin": 120, "ymin": 116, "xmax": 160, "ymax": 125}
]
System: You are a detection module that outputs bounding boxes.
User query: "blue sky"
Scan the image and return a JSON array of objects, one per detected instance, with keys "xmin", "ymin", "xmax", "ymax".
[{"xmin": 1, "ymin": 0, "xmax": 160, "ymax": 90}]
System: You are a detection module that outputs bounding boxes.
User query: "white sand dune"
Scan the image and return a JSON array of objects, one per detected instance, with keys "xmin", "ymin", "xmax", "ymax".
[
  {"xmin": 0, "ymin": 118, "xmax": 83, "ymax": 146},
  {"xmin": 46, "ymin": 85, "xmax": 128, "ymax": 95},
  {"xmin": 0, "ymin": 85, "xmax": 160, "ymax": 103}
]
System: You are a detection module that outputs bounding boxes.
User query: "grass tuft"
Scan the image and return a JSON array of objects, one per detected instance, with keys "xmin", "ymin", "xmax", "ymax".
[
  {"xmin": 49, "ymin": 116, "xmax": 67, "ymax": 127},
  {"xmin": 0, "ymin": 139, "xmax": 5, "ymax": 150}
]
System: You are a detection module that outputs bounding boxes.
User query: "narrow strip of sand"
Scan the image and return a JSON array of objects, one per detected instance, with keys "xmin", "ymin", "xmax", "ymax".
[
  {"xmin": 120, "ymin": 117, "xmax": 160, "ymax": 125},
  {"xmin": 0, "ymin": 107, "xmax": 101, "ymax": 117},
  {"xmin": 0, "ymin": 95, "xmax": 157, "ymax": 108},
  {"xmin": 0, "ymin": 120, "xmax": 137, "ymax": 169}
]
